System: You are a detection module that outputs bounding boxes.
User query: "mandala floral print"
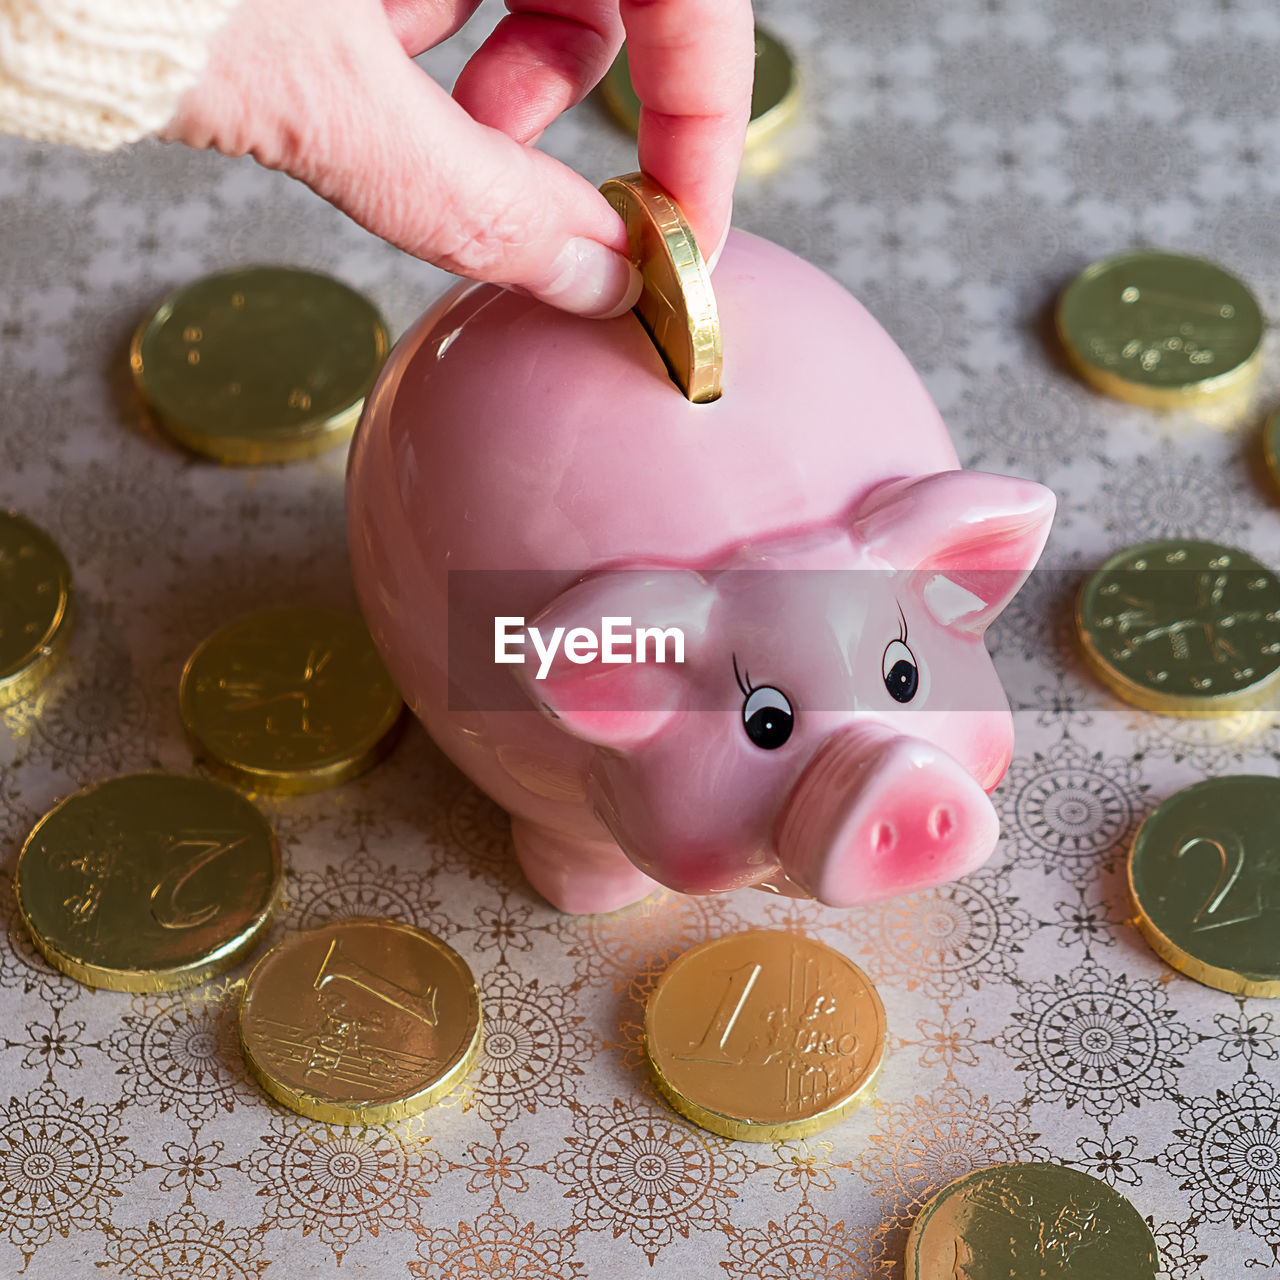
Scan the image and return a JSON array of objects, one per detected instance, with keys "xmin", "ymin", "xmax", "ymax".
[
  {"xmin": 0, "ymin": 1084, "xmax": 141, "ymax": 1269},
  {"xmin": 552, "ymin": 1098, "xmax": 749, "ymax": 1262},
  {"xmin": 245, "ymin": 1115, "xmax": 443, "ymax": 1264},
  {"xmin": 1157, "ymin": 1079, "xmax": 1280, "ymax": 1264},
  {"xmin": 994, "ymin": 958, "xmax": 1193, "ymax": 1120}
]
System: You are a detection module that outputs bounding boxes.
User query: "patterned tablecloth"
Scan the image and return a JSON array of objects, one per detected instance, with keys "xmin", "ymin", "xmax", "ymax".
[{"xmin": 3, "ymin": 0, "xmax": 1280, "ymax": 1275}]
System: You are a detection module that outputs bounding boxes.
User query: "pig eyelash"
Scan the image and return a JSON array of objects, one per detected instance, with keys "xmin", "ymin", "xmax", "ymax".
[
  {"xmin": 896, "ymin": 603, "xmax": 909, "ymax": 643},
  {"xmin": 732, "ymin": 652, "xmax": 754, "ymax": 697}
]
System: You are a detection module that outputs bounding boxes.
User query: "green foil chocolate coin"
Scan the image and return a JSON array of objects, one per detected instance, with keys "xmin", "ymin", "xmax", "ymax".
[
  {"xmin": 1130, "ymin": 775, "xmax": 1280, "ymax": 997},
  {"xmin": 131, "ymin": 266, "xmax": 389, "ymax": 464},
  {"xmin": 905, "ymin": 1163, "xmax": 1160, "ymax": 1279},
  {"xmin": 17, "ymin": 773, "xmax": 281, "ymax": 992},
  {"xmin": 1078, "ymin": 539, "xmax": 1280, "ymax": 717},
  {"xmin": 180, "ymin": 607, "xmax": 404, "ymax": 794},
  {"xmin": 0, "ymin": 510, "xmax": 73, "ymax": 707},
  {"xmin": 1058, "ymin": 251, "xmax": 1263, "ymax": 407}
]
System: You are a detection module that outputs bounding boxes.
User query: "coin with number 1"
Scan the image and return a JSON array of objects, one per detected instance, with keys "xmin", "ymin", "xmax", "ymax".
[
  {"xmin": 239, "ymin": 919, "xmax": 482, "ymax": 1124},
  {"xmin": 645, "ymin": 930, "xmax": 885, "ymax": 1142}
]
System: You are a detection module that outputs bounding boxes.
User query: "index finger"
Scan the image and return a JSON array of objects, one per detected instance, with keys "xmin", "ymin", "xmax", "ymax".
[{"xmin": 620, "ymin": 0, "xmax": 755, "ymax": 262}]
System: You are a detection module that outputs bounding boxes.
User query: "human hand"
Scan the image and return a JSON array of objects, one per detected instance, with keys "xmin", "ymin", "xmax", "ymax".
[{"xmin": 162, "ymin": 0, "xmax": 754, "ymax": 316}]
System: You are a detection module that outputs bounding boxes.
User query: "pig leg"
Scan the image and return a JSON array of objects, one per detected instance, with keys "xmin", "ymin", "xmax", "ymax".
[{"xmin": 511, "ymin": 819, "xmax": 662, "ymax": 914}]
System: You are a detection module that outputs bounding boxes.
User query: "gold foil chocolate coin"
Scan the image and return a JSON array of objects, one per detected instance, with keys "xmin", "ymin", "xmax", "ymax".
[
  {"xmin": 0, "ymin": 510, "xmax": 72, "ymax": 706},
  {"xmin": 1129, "ymin": 776, "xmax": 1280, "ymax": 997},
  {"xmin": 600, "ymin": 171, "xmax": 722, "ymax": 404},
  {"xmin": 905, "ymin": 1163, "xmax": 1160, "ymax": 1279},
  {"xmin": 131, "ymin": 266, "xmax": 389, "ymax": 463},
  {"xmin": 645, "ymin": 930, "xmax": 885, "ymax": 1142},
  {"xmin": 180, "ymin": 607, "xmax": 404, "ymax": 793},
  {"xmin": 16, "ymin": 772, "xmax": 281, "ymax": 992},
  {"xmin": 1077, "ymin": 539, "xmax": 1280, "ymax": 717},
  {"xmin": 1057, "ymin": 251, "xmax": 1263, "ymax": 407},
  {"xmin": 239, "ymin": 918, "xmax": 482, "ymax": 1125},
  {"xmin": 601, "ymin": 27, "xmax": 799, "ymax": 149}
]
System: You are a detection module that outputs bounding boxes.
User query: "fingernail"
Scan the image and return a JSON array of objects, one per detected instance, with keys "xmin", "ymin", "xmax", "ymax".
[
  {"xmin": 705, "ymin": 203, "xmax": 733, "ymax": 273},
  {"xmin": 532, "ymin": 238, "xmax": 642, "ymax": 318}
]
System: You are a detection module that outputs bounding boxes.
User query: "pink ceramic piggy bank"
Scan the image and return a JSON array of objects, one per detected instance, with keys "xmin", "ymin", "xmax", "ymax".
[{"xmin": 346, "ymin": 231, "xmax": 1054, "ymax": 914}]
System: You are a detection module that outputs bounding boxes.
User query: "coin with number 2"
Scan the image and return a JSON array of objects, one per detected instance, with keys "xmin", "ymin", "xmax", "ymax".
[{"xmin": 1129, "ymin": 775, "xmax": 1280, "ymax": 997}]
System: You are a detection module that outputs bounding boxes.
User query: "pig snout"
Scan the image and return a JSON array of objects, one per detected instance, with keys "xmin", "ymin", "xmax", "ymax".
[{"xmin": 774, "ymin": 722, "xmax": 1000, "ymax": 908}]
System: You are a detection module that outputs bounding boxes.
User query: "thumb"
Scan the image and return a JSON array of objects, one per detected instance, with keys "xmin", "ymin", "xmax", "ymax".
[{"xmin": 166, "ymin": 0, "xmax": 641, "ymax": 317}]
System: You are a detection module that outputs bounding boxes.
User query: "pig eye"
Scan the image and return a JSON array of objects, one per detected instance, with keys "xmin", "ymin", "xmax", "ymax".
[
  {"xmin": 882, "ymin": 639, "xmax": 919, "ymax": 703},
  {"xmin": 742, "ymin": 686, "xmax": 794, "ymax": 750}
]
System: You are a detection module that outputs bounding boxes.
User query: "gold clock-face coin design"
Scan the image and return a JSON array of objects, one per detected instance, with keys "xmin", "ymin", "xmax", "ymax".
[
  {"xmin": 1129, "ymin": 775, "xmax": 1280, "ymax": 998},
  {"xmin": 905, "ymin": 1163, "xmax": 1160, "ymax": 1279},
  {"xmin": 16, "ymin": 773, "xmax": 281, "ymax": 992},
  {"xmin": 239, "ymin": 918, "xmax": 483, "ymax": 1125},
  {"xmin": 644, "ymin": 930, "xmax": 886, "ymax": 1142},
  {"xmin": 179, "ymin": 606, "xmax": 404, "ymax": 793},
  {"xmin": 600, "ymin": 27, "xmax": 799, "ymax": 148},
  {"xmin": 1057, "ymin": 250, "xmax": 1263, "ymax": 407},
  {"xmin": 0, "ymin": 510, "xmax": 72, "ymax": 707},
  {"xmin": 131, "ymin": 266, "xmax": 389, "ymax": 463},
  {"xmin": 1077, "ymin": 539, "xmax": 1280, "ymax": 717},
  {"xmin": 600, "ymin": 171, "xmax": 723, "ymax": 404}
]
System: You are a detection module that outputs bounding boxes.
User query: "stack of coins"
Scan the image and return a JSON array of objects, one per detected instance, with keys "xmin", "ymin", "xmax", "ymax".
[
  {"xmin": 905, "ymin": 1163, "xmax": 1161, "ymax": 1278},
  {"xmin": 1057, "ymin": 250, "xmax": 1264, "ymax": 410},
  {"xmin": 600, "ymin": 28, "xmax": 800, "ymax": 153},
  {"xmin": 179, "ymin": 606, "xmax": 405, "ymax": 794},
  {"xmin": 239, "ymin": 919, "xmax": 483, "ymax": 1125},
  {"xmin": 644, "ymin": 930, "xmax": 885, "ymax": 1141},
  {"xmin": 600, "ymin": 172, "xmax": 723, "ymax": 403},
  {"xmin": 1076, "ymin": 538, "xmax": 1280, "ymax": 718},
  {"xmin": 0, "ymin": 510, "xmax": 73, "ymax": 707},
  {"xmin": 16, "ymin": 773, "xmax": 282, "ymax": 991},
  {"xmin": 131, "ymin": 266, "xmax": 389, "ymax": 464}
]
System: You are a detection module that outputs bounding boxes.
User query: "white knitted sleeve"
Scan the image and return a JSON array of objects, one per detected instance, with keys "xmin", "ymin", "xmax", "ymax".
[{"xmin": 0, "ymin": 0, "xmax": 243, "ymax": 150}]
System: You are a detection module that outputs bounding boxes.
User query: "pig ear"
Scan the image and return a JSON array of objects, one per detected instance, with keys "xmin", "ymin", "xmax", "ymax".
[
  {"xmin": 515, "ymin": 569, "xmax": 714, "ymax": 750},
  {"xmin": 852, "ymin": 470, "xmax": 1056, "ymax": 633}
]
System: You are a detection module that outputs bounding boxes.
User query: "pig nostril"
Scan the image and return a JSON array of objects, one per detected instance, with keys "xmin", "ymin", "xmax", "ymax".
[
  {"xmin": 930, "ymin": 806, "xmax": 954, "ymax": 841},
  {"xmin": 871, "ymin": 821, "xmax": 895, "ymax": 855}
]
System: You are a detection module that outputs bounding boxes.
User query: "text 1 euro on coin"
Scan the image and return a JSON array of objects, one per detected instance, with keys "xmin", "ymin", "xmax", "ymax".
[{"xmin": 645, "ymin": 930, "xmax": 885, "ymax": 1142}]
